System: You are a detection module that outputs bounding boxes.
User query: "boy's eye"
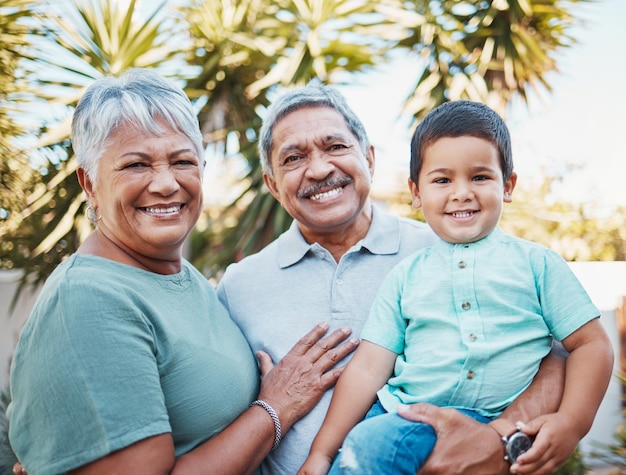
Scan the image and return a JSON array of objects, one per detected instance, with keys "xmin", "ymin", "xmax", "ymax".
[{"xmin": 434, "ymin": 177, "xmax": 450, "ymax": 184}]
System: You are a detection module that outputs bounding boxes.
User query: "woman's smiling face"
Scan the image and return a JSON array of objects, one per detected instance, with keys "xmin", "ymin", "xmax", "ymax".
[{"xmin": 83, "ymin": 119, "xmax": 203, "ymax": 262}]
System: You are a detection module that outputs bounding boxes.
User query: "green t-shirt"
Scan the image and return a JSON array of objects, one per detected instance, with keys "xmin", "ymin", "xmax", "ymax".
[{"xmin": 9, "ymin": 254, "xmax": 259, "ymax": 475}]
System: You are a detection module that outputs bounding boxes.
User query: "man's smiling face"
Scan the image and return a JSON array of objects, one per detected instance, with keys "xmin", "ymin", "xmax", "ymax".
[{"xmin": 263, "ymin": 106, "xmax": 375, "ymax": 243}]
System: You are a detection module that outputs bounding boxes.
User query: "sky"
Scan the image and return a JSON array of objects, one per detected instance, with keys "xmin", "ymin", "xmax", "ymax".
[{"xmin": 335, "ymin": 0, "xmax": 626, "ymax": 212}]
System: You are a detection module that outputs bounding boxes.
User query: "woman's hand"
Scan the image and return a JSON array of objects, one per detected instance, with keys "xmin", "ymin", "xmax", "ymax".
[{"xmin": 256, "ymin": 321, "xmax": 359, "ymax": 431}]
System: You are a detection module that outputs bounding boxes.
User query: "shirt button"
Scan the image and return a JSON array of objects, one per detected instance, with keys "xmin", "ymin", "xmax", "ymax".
[
  {"xmin": 458, "ymin": 261, "xmax": 466, "ymax": 269},
  {"xmin": 467, "ymin": 370, "xmax": 475, "ymax": 379},
  {"xmin": 336, "ymin": 279, "xmax": 343, "ymax": 285},
  {"xmin": 468, "ymin": 333, "xmax": 477, "ymax": 341},
  {"xmin": 462, "ymin": 302, "xmax": 471, "ymax": 310}
]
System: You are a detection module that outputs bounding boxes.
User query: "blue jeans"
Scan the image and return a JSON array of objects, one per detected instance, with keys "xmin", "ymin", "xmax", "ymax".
[{"xmin": 328, "ymin": 400, "xmax": 491, "ymax": 475}]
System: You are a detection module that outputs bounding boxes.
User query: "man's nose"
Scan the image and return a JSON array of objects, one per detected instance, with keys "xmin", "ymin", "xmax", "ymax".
[{"xmin": 304, "ymin": 151, "xmax": 335, "ymax": 179}]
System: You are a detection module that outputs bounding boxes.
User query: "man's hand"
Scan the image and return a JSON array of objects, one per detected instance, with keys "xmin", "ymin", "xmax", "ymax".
[{"xmin": 397, "ymin": 403, "xmax": 509, "ymax": 475}]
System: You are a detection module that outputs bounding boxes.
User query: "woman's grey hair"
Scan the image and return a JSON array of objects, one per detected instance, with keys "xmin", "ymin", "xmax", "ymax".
[
  {"xmin": 258, "ymin": 81, "xmax": 370, "ymax": 176},
  {"xmin": 71, "ymin": 68, "xmax": 204, "ymax": 184}
]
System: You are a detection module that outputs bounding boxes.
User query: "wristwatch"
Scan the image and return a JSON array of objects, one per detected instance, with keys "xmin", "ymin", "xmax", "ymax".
[{"xmin": 490, "ymin": 419, "xmax": 533, "ymax": 464}]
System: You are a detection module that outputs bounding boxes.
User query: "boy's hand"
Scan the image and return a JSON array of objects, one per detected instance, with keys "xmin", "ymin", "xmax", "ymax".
[
  {"xmin": 510, "ymin": 413, "xmax": 579, "ymax": 474},
  {"xmin": 297, "ymin": 452, "xmax": 333, "ymax": 475}
]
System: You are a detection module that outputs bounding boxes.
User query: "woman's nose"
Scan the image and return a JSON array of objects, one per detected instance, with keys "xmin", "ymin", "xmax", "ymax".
[{"xmin": 148, "ymin": 166, "xmax": 180, "ymax": 195}]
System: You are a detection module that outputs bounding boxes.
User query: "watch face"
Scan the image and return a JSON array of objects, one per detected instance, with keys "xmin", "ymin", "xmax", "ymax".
[{"xmin": 507, "ymin": 432, "xmax": 533, "ymax": 463}]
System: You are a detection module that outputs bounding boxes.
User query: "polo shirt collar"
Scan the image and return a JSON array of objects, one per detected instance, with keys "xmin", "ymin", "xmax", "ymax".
[{"xmin": 276, "ymin": 204, "xmax": 401, "ymax": 268}]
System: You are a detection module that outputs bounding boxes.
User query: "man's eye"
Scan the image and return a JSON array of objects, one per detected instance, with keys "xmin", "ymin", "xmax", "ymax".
[
  {"xmin": 327, "ymin": 143, "xmax": 350, "ymax": 154},
  {"xmin": 284, "ymin": 155, "xmax": 302, "ymax": 164}
]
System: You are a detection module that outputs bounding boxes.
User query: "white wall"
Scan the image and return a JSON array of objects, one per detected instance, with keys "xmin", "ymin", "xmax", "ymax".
[
  {"xmin": 568, "ymin": 262, "xmax": 624, "ymax": 466},
  {"xmin": 0, "ymin": 263, "xmax": 624, "ymax": 464},
  {"xmin": 0, "ymin": 271, "xmax": 40, "ymax": 391}
]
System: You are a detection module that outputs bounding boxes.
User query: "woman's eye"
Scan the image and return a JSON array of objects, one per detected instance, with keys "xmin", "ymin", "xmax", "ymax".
[
  {"xmin": 174, "ymin": 159, "xmax": 196, "ymax": 166},
  {"xmin": 125, "ymin": 162, "xmax": 146, "ymax": 169}
]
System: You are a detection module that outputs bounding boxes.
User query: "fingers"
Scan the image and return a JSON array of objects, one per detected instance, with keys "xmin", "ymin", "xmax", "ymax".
[
  {"xmin": 397, "ymin": 402, "xmax": 441, "ymax": 427},
  {"xmin": 13, "ymin": 463, "xmax": 26, "ymax": 475},
  {"xmin": 290, "ymin": 322, "xmax": 334, "ymax": 357},
  {"xmin": 257, "ymin": 350, "xmax": 274, "ymax": 377},
  {"xmin": 291, "ymin": 322, "xmax": 356, "ymax": 364}
]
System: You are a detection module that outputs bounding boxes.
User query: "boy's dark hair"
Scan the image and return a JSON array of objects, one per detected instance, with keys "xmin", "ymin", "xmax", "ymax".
[{"xmin": 409, "ymin": 100, "xmax": 513, "ymax": 184}]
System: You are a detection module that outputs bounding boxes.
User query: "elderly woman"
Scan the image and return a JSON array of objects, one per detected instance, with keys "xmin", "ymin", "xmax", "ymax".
[{"xmin": 8, "ymin": 69, "xmax": 357, "ymax": 475}]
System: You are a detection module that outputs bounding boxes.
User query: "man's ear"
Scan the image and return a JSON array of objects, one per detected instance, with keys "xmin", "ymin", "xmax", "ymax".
[
  {"xmin": 366, "ymin": 145, "xmax": 375, "ymax": 177},
  {"xmin": 503, "ymin": 171, "xmax": 517, "ymax": 203},
  {"xmin": 408, "ymin": 177, "xmax": 422, "ymax": 210},
  {"xmin": 262, "ymin": 172, "xmax": 281, "ymax": 204}
]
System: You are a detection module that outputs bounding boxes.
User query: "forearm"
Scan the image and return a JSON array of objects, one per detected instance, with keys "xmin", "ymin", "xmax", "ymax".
[
  {"xmin": 174, "ymin": 404, "xmax": 277, "ymax": 474},
  {"xmin": 311, "ymin": 364, "xmax": 381, "ymax": 459},
  {"xmin": 500, "ymin": 341, "xmax": 566, "ymax": 423},
  {"xmin": 558, "ymin": 337, "xmax": 613, "ymax": 436}
]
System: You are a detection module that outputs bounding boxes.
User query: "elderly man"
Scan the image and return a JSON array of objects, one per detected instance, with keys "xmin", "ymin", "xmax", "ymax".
[{"xmin": 217, "ymin": 82, "xmax": 564, "ymax": 475}]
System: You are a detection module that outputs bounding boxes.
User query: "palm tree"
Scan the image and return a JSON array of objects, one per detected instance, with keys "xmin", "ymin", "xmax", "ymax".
[
  {"xmin": 0, "ymin": 0, "xmax": 39, "ymax": 272},
  {"xmin": 186, "ymin": 0, "xmax": 592, "ymax": 277},
  {"xmin": 0, "ymin": 0, "xmax": 186, "ymax": 292},
  {"xmin": 1, "ymin": 0, "xmax": 594, "ymax": 289},
  {"xmin": 183, "ymin": 0, "xmax": 404, "ymax": 277}
]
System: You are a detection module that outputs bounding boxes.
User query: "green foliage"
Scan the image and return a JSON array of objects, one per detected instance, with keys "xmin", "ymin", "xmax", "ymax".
[
  {"xmin": 0, "ymin": 0, "xmax": 187, "ymax": 295},
  {"xmin": 556, "ymin": 446, "xmax": 588, "ymax": 475},
  {"xmin": 0, "ymin": 0, "xmax": 603, "ymax": 290}
]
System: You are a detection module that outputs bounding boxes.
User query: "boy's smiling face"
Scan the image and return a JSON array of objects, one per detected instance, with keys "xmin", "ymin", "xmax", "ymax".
[{"xmin": 409, "ymin": 136, "xmax": 517, "ymax": 244}]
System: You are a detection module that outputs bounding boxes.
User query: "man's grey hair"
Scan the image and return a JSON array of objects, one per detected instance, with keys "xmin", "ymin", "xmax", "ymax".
[{"xmin": 258, "ymin": 81, "xmax": 370, "ymax": 176}]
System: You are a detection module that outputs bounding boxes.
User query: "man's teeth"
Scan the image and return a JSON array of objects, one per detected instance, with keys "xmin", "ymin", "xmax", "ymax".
[
  {"xmin": 145, "ymin": 205, "xmax": 181, "ymax": 214},
  {"xmin": 452, "ymin": 211, "xmax": 473, "ymax": 218},
  {"xmin": 310, "ymin": 188, "xmax": 342, "ymax": 201}
]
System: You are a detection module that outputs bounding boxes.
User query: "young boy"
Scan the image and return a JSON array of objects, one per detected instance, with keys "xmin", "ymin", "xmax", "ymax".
[{"xmin": 298, "ymin": 100, "xmax": 614, "ymax": 475}]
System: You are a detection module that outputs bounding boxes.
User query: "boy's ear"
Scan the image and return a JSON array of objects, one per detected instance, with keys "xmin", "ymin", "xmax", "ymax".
[
  {"xmin": 408, "ymin": 177, "xmax": 422, "ymax": 209},
  {"xmin": 503, "ymin": 172, "xmax": 517, "ymax": 203}
]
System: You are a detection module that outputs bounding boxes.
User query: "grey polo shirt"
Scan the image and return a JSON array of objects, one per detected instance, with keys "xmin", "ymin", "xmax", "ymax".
[{"xmin": 217, "ymin": 204, "xmax": 435, "ymax": 475}]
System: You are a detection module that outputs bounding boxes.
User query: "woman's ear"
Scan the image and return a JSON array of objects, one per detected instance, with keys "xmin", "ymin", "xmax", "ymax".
[{"xmin": 77, "ymin": 167, "xmax": 95, "ymax": 204}]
